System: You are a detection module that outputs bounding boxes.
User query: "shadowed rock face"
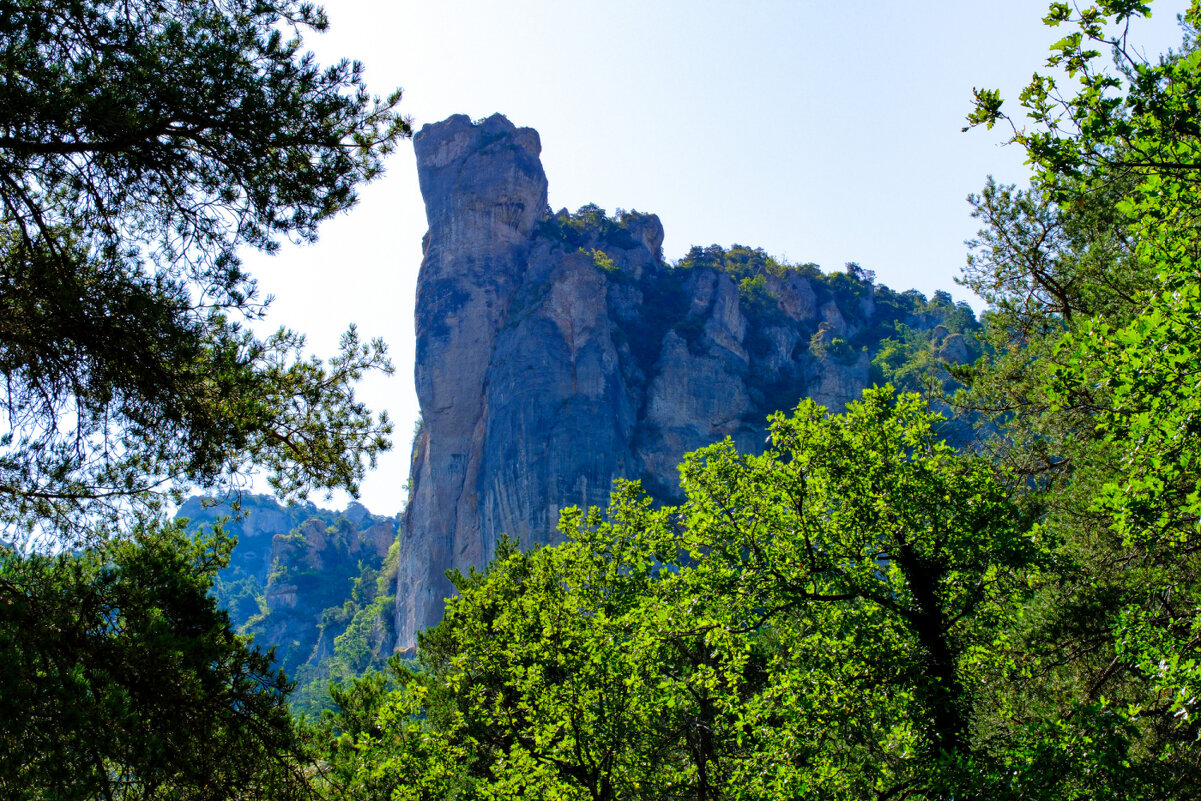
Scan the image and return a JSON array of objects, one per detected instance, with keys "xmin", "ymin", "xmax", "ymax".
[
  {"xmin": 397, "ymin": 114, "xmax": 551, "ymax": 650},
  {"xmin": 177, "ymin": 495, "xmax": 398, "ymax": 675},
  {"xmin": 394, "ymin": 114, "xmax": 973, "ymax": 650}
]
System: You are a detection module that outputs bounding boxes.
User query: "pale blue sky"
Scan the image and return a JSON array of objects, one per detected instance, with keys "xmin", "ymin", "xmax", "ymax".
[{"xmin": 242, "ymin": 1, "xmax": 1188, "ymax": 515}]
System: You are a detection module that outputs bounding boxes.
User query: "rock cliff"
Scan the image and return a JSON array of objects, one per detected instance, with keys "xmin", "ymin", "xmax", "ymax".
[
  {"xmin": 177, "ymin": 495, "xmax": 399, "ymax": 683},
  {"xmin": 393, "ymin": 113, "xmax": 982, "ymax": 651}
]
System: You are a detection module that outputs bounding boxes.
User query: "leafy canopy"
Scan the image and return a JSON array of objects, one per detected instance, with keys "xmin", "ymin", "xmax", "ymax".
[
  {"xmin": 320, "ymin": 389, "xmax": 1040, "ymax": 800},
  {"xmin": 961, "ymin": 0, "xmax": 1201, "ymax": 791}
]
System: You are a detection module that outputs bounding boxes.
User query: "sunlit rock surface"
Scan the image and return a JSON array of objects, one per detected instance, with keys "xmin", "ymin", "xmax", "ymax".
[{"xmin": 392, "ymin": 114, "xmax": 978, "ymax": 650}]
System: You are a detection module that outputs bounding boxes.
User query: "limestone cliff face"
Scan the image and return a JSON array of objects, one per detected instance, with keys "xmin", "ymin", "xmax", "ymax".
[
  {"xmin": 177, "ymin": 495, "xmax": 398, "ymax": 676},
  {"xmin": 394, "ymin": 114, "xmax": 977, "ymax": 650},
  {"xmin": 397, "ymin": 113, "xmax": 549, "ymax": 649},
  {"xmin": 254, "ymin": 511, "xmax": 395, "ymax": 673}
]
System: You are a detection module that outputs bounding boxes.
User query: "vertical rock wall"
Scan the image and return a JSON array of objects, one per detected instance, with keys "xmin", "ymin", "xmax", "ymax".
[
  {"xmin": 394, "ymin": 114, "xmax": 973, "ymax": 650},
  {"xmin": 397, "ymin": 114, "xmax": 549, "ymax": 647}
]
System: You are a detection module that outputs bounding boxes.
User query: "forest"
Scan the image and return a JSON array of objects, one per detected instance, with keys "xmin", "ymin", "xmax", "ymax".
[{"xmin": 3, "ymin": 0, "xmax": 1201, "ymax": 798}]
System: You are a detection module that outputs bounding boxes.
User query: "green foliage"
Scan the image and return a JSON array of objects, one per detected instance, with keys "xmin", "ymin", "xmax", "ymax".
[
  {"xmin": 954, "ymin": 2, "xmax": 1201, "ymax": 794},
  {"xmin": 318, "ymin": 389, "xmax": 1042, "ymax": 799},
  {"xmin": 669, "ymin": 244, "xmax": 985, "ymax": 417},
  {"xmin": 962, "ymin": 178, "xmax": 1143, "ymax": 333},
  {"xmin": 870, "ymin": 307, "xmax": 984, "ymax": 399},
  {"xmin": 212, "ymin": 568, "xmax": 268, "ymax": 625},
  {"xmin": 736, "ymin": 273, "xmax": 774, "ymax": 317},
  {"xmin": 179, "ymin": 498, "xmax": 401, "ymax": 717},
  {"xmin": 667, "ymin": 389, "xmax": 1035, "ymax": 797},
  {"xmin": 0, "ymin": 520, "xmax": 313, "ymax": 800},
  {"xmin": 290, "ymin": 535, "xmax": 402, "ymax": 716},
  {"xmin": 241, "ymin": 513, "xmax": 397, "ymax": 685},
  {"xmin": 319, "ymin": 661, "xmax": 474, "ymax": 800},
  {"xmin": 809, "ymin": 324, "xmax": 858, "ymax": 364},
  {"xmin": 539, "ymin": 204, "xmax": 659, "ymax": 254},
  {"xmin": 589, "ymin": 247, "xmax": 620, "ymax": 273},
  {"xmin": 676, "ymin": 243, "xmax": 806, "ymax": 283},
  {"xmin": 0, "ymin": 0, "xmax": 408, "ymax": 546},
  {"xmin": 0, "ymin": 0, "xmax": 407, "ymax": 794},
  {"xmin": 670, "ymin": 312, "xmax": 708, "ymax": 354}
]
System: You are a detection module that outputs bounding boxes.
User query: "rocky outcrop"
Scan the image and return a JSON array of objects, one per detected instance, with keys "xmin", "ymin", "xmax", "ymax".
[
  {"xmin": 394, "ymin": 114, "xmax": 979, "ymax": 651},
  {"xmin": 253, "ymin": 512, "xmax": 395, "ymax": 673},
  {"xmin": 178, "ymin": 495, "xmax": 399, "ymax": 675},
  {"xmin": 398, "ymin": 114, "xmax": 550, "ymax": 650}
]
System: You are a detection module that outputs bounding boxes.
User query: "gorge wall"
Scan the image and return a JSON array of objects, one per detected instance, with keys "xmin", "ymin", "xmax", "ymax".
[
  {"xmin": 179, "ymin": 495, "xmax": 397, "ymax": 667},
  {"xmin": 393, "ymin": 113, "xmax": 980, "ymax": 650}
]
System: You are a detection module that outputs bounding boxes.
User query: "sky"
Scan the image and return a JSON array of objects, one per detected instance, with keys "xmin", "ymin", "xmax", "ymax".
[{"xmin": 241, "ymin": 1, "xmax": 1189, "ymax": 516}]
